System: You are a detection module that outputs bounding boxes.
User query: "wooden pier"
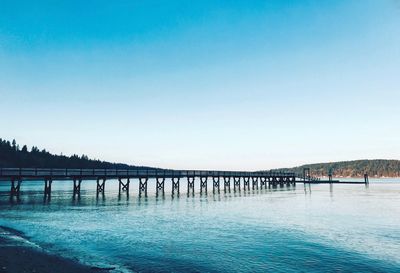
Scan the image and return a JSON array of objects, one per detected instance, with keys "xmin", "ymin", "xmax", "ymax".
[
  {"xmin": 0, "ymin": 168, "xmax": 298, "ymax": 199},
  {"xmin": 0, "ymin": 168, "xmax": 368, "ymax": 200}
]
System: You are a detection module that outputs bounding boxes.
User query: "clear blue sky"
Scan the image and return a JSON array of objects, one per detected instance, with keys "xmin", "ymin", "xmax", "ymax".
[{"xmin": 1, "ymin": 0, "xmax": 399, "ymax": 170}]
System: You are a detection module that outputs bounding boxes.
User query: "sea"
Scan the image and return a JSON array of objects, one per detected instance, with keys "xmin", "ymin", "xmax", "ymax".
[{"xmin": 0, "ymin": 178, "xmax": 399, "ymax": 273}]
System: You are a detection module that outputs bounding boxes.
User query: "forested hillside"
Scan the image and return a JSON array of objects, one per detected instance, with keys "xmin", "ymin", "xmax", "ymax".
[
  {"xmin": 273, "ymin": 160, "xmax": 400, "ymax": 178},
  {"xmin": 0, "ymin": 138, "xmax": 154, "ymax": 169},
  {"xmin": 2, "ymin": 138, "xmax": 399, "ymax": 177}
]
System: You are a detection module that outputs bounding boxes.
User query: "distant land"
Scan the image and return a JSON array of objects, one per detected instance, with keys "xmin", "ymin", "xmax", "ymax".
[
  {"xmin": 0, "ymin": 138, "xmax": 156, "ymax": 170},
  {"xmin": 273, "ymin": 160, "xmax": 400, "ymax": 178},
  {"xmin": 1, "ymin": 138, "xmax": 399, "ymax": 177}
]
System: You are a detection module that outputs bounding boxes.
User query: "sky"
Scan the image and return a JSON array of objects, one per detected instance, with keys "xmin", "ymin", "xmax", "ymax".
[{"xmin": 1, "ymin": 0, "xmax": 399, "ymax": 170}]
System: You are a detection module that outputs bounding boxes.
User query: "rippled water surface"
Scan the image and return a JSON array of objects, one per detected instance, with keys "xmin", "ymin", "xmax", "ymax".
[{"xmin": 0, "ymin": 179, "xmax": 399, "ymax": 272}]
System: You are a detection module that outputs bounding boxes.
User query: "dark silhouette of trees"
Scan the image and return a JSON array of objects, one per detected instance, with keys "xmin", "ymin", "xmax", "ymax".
[{"xmin": 0, "ymin": 138, "xmax": 154, "ymax": 170}]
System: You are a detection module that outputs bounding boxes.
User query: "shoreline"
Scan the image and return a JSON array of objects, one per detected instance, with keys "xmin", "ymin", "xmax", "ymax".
[{"xmin": 0, "ymin": 226, "xmax": 113, "ymax": 273}]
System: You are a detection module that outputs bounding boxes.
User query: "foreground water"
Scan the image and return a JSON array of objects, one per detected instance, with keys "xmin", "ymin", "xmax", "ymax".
[{"xmin": 0, "ymin": 179, "xmax": 399, "ymax": 272}]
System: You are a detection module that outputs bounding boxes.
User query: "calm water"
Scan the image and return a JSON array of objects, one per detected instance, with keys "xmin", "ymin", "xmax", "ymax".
[{"xmin": 0, "ymin": 179, "xmax": 399, "ymax": 272}]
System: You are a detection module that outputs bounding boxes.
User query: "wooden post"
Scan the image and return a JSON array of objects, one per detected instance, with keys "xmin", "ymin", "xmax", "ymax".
[
  {"xmin": 44, "ymin": 178, "xmax": 52, "ymax": 200},
  {"xmin": 10, "ymin": 178, "xmax": 21, "ymax": 197},
  {"xmin": 200, "ymin": 176, "xmax": 207, "ymax": 194},
  {"xmin": 233, "ymin": 177, "xmax": 241, "ymax": 192},
  {"xmin": 364, "ymin": 173, "xmax": 369, "ymax": 184},
  {"xmin": 96, "ymin": 178, "xmax": 106, "ymax": 195},
  {"xmin": 223, "ymin": 177, "xmax": 231, "ymax": 192},
  {"xmin": 119, "ymin": 178, "xmax": 130, "ymax": 195},
  {"xmin": 303, "ymin": 168, "xmax": 311, "ymax": 183},
  {"xmin": 138, "ymin": 177, "xmax": 148, "ymax": 197},
  {"xmin": 260, "ymin": 177, "xmax": 266, "ymax": 189},
  {"xmin": 252, "ymin": 177, "xmax": 258, "ymax": 190},
  {"xmin": 212, "ymin": 176, "xmax": 220, "ymax": 194},
  {"xmin": 243, "ymin": 177, "xmax": 250, "ymax": 190},
  {"xmin": 73, "ymin": 178, "xmax": 82, "ymax": 196},
  {"xmin": 187, "ymin": 177, "xmax": 195, "ymax": 196},
  {"xmin": 172, "ymin": 177, "xmax": 180, "ymax": 196},
  {"xmin": 156, "ymin": 177, "xmax": 165, "ymax": 197}
]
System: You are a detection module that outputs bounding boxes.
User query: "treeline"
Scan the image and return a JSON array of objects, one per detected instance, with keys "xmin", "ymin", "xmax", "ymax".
[
  {"xmin": 0, "ymin": 138, "xmax": 155, "ymax": 170},
  {"xmin": 273, "ymin": 160, "xmax": 400, "ymax": 178}
]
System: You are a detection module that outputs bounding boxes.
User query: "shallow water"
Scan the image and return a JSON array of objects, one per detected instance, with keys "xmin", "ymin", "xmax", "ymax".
[{"xmin": 0, "ymin": 179, "xmax": 399, "ymax": 272}]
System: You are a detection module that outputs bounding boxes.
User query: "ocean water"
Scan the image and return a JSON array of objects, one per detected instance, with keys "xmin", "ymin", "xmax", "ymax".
[{"xmin": 0, "ymin": 179, "xmax": 399, "ymax": 272}]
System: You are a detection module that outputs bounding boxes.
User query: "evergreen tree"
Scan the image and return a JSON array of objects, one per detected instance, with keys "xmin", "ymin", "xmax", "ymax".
[{"xmin": 0, "ymin": 138, "xmax": 155, "ymax": 170}]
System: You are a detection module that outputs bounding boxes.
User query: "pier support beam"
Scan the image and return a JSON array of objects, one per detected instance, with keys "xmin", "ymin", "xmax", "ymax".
[
  {"xmin": 270, "ymin": 177, "xmax": 278, "ymax": 187},
  {"xmin": 223, "ymin": 177, "xmax": 231, "ymax": 192},
  {"xmin": 118, "ymin": 178, "xmax": 130, "ymax": 195},
  {"xmin": 10, "ymin": 177, "xmax": 21, "ymax": 197},
  {"xmin": 139, "ymin": 177, "xmax": 148, "ymax": 197},
  {"xmin": 200, "ymin": 176, "xmax": 207, "ymax": 194},
  {"xmin": 73, "ymin": 178, "xmax": 82, "ymax": 196},
  {"xmin": 172, "ymin": 177, "xmax": 180, "ymax": 196},
  {"xmin": 96, "ymin": 178, "xmax": 106, "ymax": 195},
  {"xmin": 252, "ymin": 177, "xmax": 258, "ymax": 190},
  {"xmin": 303, "ymin": 168, "xmax": 311, "ymax": 183},
  {"xmin": 260, "ymin": 177, "xmax": 267, "ymax": 189},
  {"xmin": 44, "ymin": 178, "xmax": 52, "ymax": 200},
  {"xmin": 364, "ymin": 173, "xmax": 369, "ymax": 184},
  {"xmin": 212, "ymin": 176, "xmax": 220, "ymax": 194},
  {"xmin": 187, "ymin": 177, "xmax": 195, "ymax": 195},
  {"xmin": 233, "ymin": 177, "xmax": 241, "ymax": 192},
  {"xmin": 243, "ymin": 177, "xmax": 250, "ymax": 191},
  {"xmin": 156, "ymin": 177, "xmax": 165, "ymax": 197}
]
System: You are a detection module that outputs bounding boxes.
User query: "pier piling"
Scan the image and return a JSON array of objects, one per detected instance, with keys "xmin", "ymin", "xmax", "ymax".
[
  {"xmin": 156, "ymin": 177, "xmax": 165, "ymax": 197},
  {"xmin": 364, "ymin": 173, "xmax": 369, "ymax": 184},
  {"xmin": 303, "ymin": 168, "xmax": 311, "ymax": 183},
  {"xmin": 10, "ymin": 177, "xmax": 21, "ymax": 197},
  {"xmin": 172, "ymin": 177, "xmax": 180, "ymax": 196},
  {"xmin": 118, "ymin": 178, "xmax": 130, "ymax": 195},
  {"xmin": 73, "ymin": 178, "xmax": 82, "ymax": 196},
  {"xmin": 252, "ymin": 177, "xmax": 258, "ymax": 190},
  {"xmin": 96, "ymin": 178, "xmax": 106, "ymax": 195},
  {"xmin": 187, "ymin": 177, "xmax": 195, "ymax": 196},
  {"xmin": 44, "ymin": 178, "xmax": 52, "ymax": 200},
  {"xmin": 233, "ymin": 177, "xmax": 241, "ymax": 192},
  {"xmin": 139, "ymin": 177, "xmax": 148, "ymax": 197},
  {"xmin": 223, "ymin": 177, "xmax": 231, "ymax": 192},
  {"xmin": 213, "ymin": 176, "xmax": 220, "ymax": 194},
  {"xmin": 260, "ymin": 177, "xmax": 267, "ymax": 189},
  {"xmin": 200, "ymin": 176, "xmax": 207, "ymax": 194},
  {"xmin": 243, "ymin": 177, "xmax": 250, "ymax": 191}
]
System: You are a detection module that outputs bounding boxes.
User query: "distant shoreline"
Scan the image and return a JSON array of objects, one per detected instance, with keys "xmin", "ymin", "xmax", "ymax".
[{"xmin": 0, "ymin": 226, "xmax": 112, "ymax": 273}]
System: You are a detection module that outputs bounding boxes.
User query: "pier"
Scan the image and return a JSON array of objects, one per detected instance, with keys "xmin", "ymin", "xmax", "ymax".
[
  {"xmin": 0, "ymin": 168, "xmax": 368, "ymax": 200},
  {"xmin": 1, "ymin": 168, "xmax": 298, "ymax": 199}
]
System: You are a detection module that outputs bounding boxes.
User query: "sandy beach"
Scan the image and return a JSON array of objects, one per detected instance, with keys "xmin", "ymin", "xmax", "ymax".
[{"xmin": 0, "ymin": 226, "xmax": 110, "ymax": 273}]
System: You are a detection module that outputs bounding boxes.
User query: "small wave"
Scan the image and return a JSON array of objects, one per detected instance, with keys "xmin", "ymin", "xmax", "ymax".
[{"xmin": 0, "ymin": 225, "xmax": 42, "ymax": 249}]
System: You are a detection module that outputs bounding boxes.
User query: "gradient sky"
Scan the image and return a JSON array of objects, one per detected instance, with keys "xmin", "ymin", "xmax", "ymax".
[{"xmin": 1, "ymin": 0, "xmax": 399, "ymax": 170}]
